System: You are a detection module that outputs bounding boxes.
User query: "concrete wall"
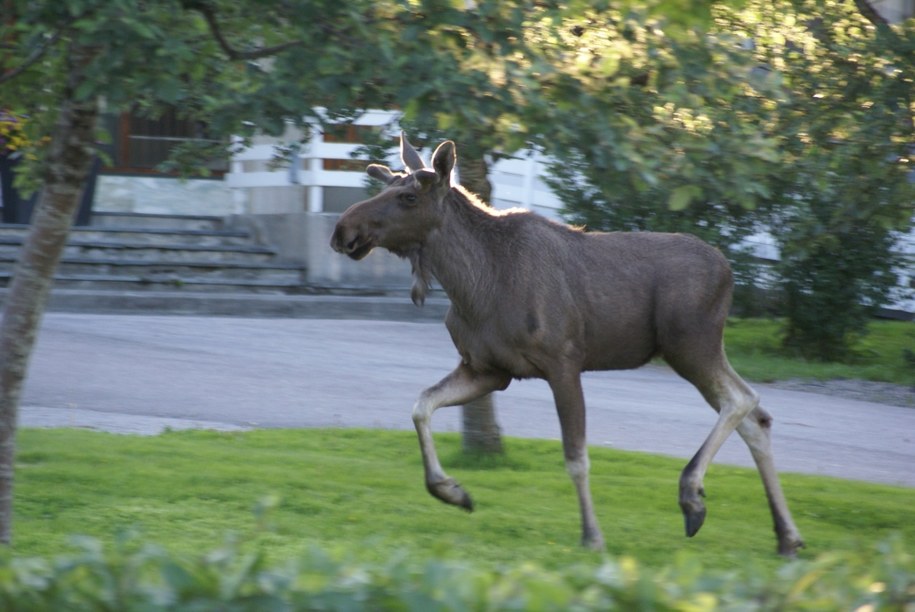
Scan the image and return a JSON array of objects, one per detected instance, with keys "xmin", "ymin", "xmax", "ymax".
[
  {"xmin": 94, "ymin": 174, "xmax": 362, "ymax": 217},
  {"xmin": 95, "ymin": 175, "xmax": 240, "ymax": 216},
  {"xmin": 242, "ymin": 185, "xmax": 306, "ymax": 214},
  {"xmin": 229, "ymin": 212, "xmax": 412, "ymax": 291}
]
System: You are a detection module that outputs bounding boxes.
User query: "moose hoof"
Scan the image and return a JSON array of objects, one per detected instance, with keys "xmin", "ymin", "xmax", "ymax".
[
  {"xmin": 427, "ymin": 478, "xmax": 474, "ymax": 512},
  {"xmin": 682, "ymin": 505, "xmax": 707, "ymax": 537},
  {"xmin": 679, "ymin": 488, "xmax": 707, "ymax": 537}
]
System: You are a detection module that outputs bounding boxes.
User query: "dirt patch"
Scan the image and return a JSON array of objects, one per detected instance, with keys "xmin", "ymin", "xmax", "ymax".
[{"xmin": 767, "ymin": 378, "xmax": 914, "ymax": 408}]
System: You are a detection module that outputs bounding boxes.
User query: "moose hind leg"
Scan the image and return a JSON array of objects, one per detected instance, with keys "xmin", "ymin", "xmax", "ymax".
[
  {"xmin": 736, "ymin": 405, "xmax": 805, "ymax": 557},
  {"xmin": 412, "ymin": 363, "xmax": 509, "ymax": 511}
]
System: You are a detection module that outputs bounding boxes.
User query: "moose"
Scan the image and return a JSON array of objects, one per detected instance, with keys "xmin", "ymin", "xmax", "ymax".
[{"xmin": 331, "ymin": 133, "xmax": 804, "ymax": 556}]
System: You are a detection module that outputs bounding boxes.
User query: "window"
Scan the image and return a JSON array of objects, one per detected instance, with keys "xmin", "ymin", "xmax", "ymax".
[{"xmin": 102, "ymin": 108, "xmax": 227, "ymax": 176}]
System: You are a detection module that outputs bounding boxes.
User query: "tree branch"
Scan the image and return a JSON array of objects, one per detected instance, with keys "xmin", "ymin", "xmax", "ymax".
[
  {"xmin": 0, "ymin": 28, "xmax": 66, "ymax": 86},
  {"xmin": 183, "ymin": 0, "xmax": 303, "ymax": 61}
]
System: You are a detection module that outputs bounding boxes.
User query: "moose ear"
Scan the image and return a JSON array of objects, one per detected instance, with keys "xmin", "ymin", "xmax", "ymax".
[
  {"xmin": 431, "ymin": 141, "xmax": 456, "ymax": 184},
  {"xmin": 367, "ymin": 163, "xmax": 396, "ymax": 185},
  {"xmin": 400, "ymin": 132, "xmax": 427, "ymax": 172}
]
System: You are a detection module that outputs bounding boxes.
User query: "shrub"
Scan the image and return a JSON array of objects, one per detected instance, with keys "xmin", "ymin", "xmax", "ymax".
[{"xmin": 0, "ymin": 534, "xmax": 911, "ymax": 610}]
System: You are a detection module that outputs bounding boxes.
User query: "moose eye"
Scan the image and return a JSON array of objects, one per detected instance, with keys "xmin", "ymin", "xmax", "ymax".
[{"xmin": 400, "ymin": 193, "xmax": 418, "ymax": 205}]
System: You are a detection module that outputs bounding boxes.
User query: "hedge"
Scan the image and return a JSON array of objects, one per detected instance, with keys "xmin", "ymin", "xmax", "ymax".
[{"xmin": 0, "ymin": 535, "xmax": 911, "ymax": 610}]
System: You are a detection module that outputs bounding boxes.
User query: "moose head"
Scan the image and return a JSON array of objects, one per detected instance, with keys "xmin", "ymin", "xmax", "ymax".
[{"xmin": 330, "ymin": 133, "xmax": 456, "ymax": 263}]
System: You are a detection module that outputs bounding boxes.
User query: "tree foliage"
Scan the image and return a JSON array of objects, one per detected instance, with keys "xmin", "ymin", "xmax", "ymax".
[
  {"xmin": 542, "ymin": 0, "xmax": 914, "ymax": 359},
  {"xmin": 726, "ymin": 0, "xmax": 914, "ymax": 359},
  {"xmin": 538, "ymin": 9, "xmax": 775, "ymax": 255}
]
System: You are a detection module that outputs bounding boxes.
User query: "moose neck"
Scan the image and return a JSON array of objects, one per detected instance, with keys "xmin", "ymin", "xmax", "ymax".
[{"xmin": 417, "ymin": 187, "xmax": 501, "ymax": 319}]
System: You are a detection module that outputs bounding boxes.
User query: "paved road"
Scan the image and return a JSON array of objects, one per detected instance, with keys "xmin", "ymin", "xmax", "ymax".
[{"xmin": 20, "ymin": 313, "xmax": 915, "ymax": 488}]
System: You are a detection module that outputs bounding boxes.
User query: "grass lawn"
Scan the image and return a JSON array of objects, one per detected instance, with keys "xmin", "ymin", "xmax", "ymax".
[
  {"xmin": 11, "ymin": 428, "xmax": 913, "ymax": 577},
  {"xmin": 724, "ymin": 318, "xmax": 915, "ymax": 386}
]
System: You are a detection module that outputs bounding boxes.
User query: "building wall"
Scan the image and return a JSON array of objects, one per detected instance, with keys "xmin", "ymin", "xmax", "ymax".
[{"xmin": 95, "ymin": 175, "xmax": 241, "ymax": 216}]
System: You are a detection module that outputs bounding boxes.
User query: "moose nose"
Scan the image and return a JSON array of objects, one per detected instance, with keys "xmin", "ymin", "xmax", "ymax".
[{"xmin": 330, "ymin": 224, "xmax": 348, "ymax": 253}]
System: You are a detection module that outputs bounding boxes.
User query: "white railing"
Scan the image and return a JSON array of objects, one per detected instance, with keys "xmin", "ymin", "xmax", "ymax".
[{"xmin": 227, "ymin": 110, "xmax": 563, "ymax": 217}]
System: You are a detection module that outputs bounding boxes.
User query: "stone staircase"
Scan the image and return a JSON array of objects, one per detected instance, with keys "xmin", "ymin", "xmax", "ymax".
[
  {"xmin": 0, "ymin": 212, "xmax": 306, "ymax": 293},
  {"xmin": 0, "ymin": 212, "xmax": 448, "ymax": 320},
  {"xmin": 0, "ymin": 212, "xmax": 308, "ymax": 315}
]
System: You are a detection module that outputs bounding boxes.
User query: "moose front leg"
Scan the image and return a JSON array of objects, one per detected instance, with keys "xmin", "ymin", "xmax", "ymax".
[
  {"xmin": 548, "ymin": 370, "xmax": 605, "ymax": 551},
  {"xmin": 678, "ymin": 366, "xmax": 759, "ymax": 540},
  {"xmin": 412, "ymin": 363, "xmax": 510, "ymax": 510}
]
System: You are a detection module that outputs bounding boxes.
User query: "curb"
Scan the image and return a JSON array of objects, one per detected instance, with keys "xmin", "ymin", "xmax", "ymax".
[{"xmin": 25, "ymin": 288, "xmax": 452, "ymax": 322}]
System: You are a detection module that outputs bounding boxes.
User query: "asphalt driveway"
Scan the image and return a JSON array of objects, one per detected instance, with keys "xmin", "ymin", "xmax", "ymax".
[{"xmin": 19, "ymin": 313, "xmax": 915, "ymax": 488}]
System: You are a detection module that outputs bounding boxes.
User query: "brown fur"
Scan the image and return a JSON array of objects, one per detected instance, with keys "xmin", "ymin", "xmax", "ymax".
[{"xmin": 331, "ymin": 135, "xmax": 804, "ymax": 556}]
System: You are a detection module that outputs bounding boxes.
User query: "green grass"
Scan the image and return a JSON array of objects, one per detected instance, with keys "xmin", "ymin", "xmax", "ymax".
[
  {"xmin": 11, "ymin": 428, "xmax": 913, "ymax": 577},
  {"xmin": 724, "ymin": 318, "xmax": 915, "ymax": 385}
]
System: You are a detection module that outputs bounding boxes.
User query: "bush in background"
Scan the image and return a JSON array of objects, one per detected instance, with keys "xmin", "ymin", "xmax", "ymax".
[{"xmin": 545, "ymin": 0, "xmax": 914, "ymax": 362}]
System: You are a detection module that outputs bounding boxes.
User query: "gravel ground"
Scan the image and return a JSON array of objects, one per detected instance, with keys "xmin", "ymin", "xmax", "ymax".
[{"xmin": 769, "ymin": 378, "xmax": 914, "ymax": 408}]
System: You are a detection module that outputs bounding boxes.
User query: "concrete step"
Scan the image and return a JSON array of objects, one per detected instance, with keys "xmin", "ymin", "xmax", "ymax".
[
  {"xmin": 62, "ymin": 244, "xmax": 275, "ymax": 263},
  {"xmin": 0, "ymin": 269, "xmax": 305, "ymax": 293},
  {"xmin": 0, "ymin": 258, "xmax": 304, "ymax": 282},
  {"xmin": 47, "ymin": 274, "xmax": 303, "ymax": 294},
  {"xmin": 0, "ymin": 225, "xmax": 254, "ymax": 247},
  {"xmin": 0, "ymin": 238, "xmax": 276, "ymax": 263},
  {"xmin": 0, "ymin": 213, "xmax": 311, "ymax": 296},
  {"xmin": 90, "ymin": 211, "xmax": 225, "ymax": 231},
  {"xmin": 25, "ymin": 288, "xmax": 452, "ymax": 319}
]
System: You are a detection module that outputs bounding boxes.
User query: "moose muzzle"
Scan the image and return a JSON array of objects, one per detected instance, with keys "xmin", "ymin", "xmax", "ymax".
[{"xmin": 330, "ymin": 219, "xmax": 374, "ymax": 260}]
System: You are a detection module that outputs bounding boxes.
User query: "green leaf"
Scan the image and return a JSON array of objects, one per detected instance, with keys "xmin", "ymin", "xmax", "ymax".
[{"xmin": 668, "ymin": 184, "xmax": 702, "ymax": 211}]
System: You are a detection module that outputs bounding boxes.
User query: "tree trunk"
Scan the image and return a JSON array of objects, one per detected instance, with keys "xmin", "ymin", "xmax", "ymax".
[
  {"xmin": 0, "ymin": 42, "xmax": 98, "ymax": 544},
  {"xmin": 456, "ymin": 152, "xmax": 504, "ymax": 455},
  {"xmin": 461, "ymin": 393, "xmax": 503, "ymax": 455}
]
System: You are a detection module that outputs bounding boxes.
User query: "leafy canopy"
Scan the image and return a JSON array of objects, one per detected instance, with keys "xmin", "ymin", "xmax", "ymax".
[{"xmin": 542, "ymin": 0, "xmax": 913, "ymax": 358}]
